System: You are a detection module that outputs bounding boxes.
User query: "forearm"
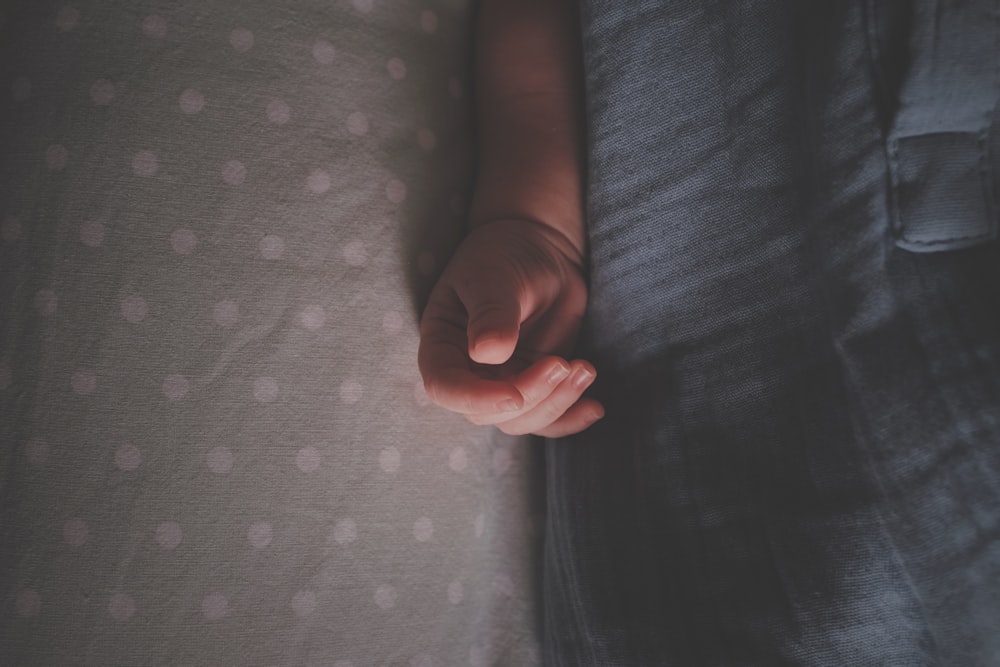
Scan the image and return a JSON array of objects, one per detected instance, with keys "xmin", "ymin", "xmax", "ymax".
[{"xmin": 468, "ymin": 0, "xmax": 586, "ymax": 263}]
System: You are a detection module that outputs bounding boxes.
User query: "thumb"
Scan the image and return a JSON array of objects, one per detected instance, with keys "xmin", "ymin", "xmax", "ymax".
[{"xmin": 460, "ymin": 281, "xmax": 523, "ymax": 365}]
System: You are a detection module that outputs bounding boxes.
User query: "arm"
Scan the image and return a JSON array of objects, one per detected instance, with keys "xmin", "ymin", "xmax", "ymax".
[
  {"xmin": 418, "ymin": 0, "xmax": 603, "ymax": 437},
  {"xmin": 470, "ymin": 0, "xmax": 586, "ymax": 259}
]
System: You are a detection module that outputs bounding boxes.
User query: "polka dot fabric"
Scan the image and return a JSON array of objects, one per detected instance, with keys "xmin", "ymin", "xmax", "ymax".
[{"xmin": 0, "ymin": 2, "xmax": 543, "ymax": 665}]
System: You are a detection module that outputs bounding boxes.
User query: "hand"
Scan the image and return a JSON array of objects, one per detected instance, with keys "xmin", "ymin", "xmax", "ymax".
[{"xmin": 418, "ymin": 219, "xmax": 604, "ymax": 437}]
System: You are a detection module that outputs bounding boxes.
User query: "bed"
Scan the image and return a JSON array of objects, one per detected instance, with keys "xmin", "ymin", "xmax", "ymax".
[{"xmin": 0, "ymin": 1, "xmax": 543, "ymax": 664}]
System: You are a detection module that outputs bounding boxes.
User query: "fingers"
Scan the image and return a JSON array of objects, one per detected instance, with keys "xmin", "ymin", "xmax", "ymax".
[
  {"xmin": 465, "ymin": 359, "xmax": 604, "ymax": 437},
  {"xmin": 419, "ymin": 341, "xmax": 525, "ymax": 414},
  {"xmin": 494, "ymin": 361, "xmax": 601, "ymax": 436},
  {"xmin": 425, "ymin": 369, "xmax": 525, "ymax": 414},
  {"xmin": 532, "ymin": 397, "xmax": 605, "ymax": 439},
  {"xmin": 464, "ymin": 356, "xmax": 576, "ymax": 425}
]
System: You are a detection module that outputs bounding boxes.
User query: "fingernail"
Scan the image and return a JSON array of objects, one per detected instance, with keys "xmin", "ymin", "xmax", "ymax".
[
  {"xmin": 572, "ymin": 368, "xmax": 595, "ymax": 389},
  {"xmin": 546, "ymin": 363, "xmax": 571, "ymax": 385},
  {"xmin": 497, "ymin": 398, "xmax": 521, "ymax": 412}
]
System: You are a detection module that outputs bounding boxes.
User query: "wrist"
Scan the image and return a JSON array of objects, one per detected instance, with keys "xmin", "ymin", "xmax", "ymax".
[{"xmin": 465, "ymin": 216, "xmax": 586, "ymax": 273}]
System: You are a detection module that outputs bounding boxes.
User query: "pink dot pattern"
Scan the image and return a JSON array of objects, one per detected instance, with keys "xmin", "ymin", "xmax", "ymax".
[{"xmin": 2, "ymin": 3, "xmax": 540, "ymax": 666}]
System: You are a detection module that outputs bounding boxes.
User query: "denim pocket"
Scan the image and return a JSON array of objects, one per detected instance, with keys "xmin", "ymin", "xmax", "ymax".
[
  {"xmin": 888, "ymin": 130, "xmax": 998, "ymax": 252},
  {"xmin": 867, "ymin": 0, "xmax": 999, "ymax": 252}
]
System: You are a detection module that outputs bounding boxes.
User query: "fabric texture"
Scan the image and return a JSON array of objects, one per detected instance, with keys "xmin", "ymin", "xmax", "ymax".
[
  {"xmin": 544, "ymin": 1, "xmax": 1000, "ymax": 665},
  {"xmin": 880, "ymin": 0, "xmax": 998, "ymax": 250},
  {"xmin": 0, "ymin": 2, "xmax": 544, "ymax": 666}
]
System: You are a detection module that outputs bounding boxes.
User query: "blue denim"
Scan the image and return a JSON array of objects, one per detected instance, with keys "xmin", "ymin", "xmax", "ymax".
[{"xmin": 543, "ymin": 1, "xmax": 1000, "ymax": 664}]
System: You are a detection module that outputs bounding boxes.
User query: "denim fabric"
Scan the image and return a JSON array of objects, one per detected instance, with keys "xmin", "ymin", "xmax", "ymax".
[
  {"xmin": 880, "ymin": 0, "xmax": 999, "ymax": 250},
  {"xmin": 544, "ymin": 1, "xmax": 1000, "ymax": 665}
]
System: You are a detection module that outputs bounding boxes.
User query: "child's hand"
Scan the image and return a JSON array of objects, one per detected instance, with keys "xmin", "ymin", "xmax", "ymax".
[{"xmin": 418, "ymin": 219, "xmax": 604, "ymax": 437}]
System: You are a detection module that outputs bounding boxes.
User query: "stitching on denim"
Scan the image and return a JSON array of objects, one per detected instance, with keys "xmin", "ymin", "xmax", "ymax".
[{"xmin": 894, "ymin": 130, "xmax": 997, "ymax": 247}]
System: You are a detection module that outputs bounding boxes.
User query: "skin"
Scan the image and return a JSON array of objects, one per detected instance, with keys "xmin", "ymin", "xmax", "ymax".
[{"xmin": 418, "ymin": 0, "xmax": 604, "ymax": 437}]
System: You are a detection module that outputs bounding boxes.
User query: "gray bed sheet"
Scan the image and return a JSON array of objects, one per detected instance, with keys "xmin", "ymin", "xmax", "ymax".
[{"xmin": 0, "ymin": 2, "xmax": 543, "ymax": 665}]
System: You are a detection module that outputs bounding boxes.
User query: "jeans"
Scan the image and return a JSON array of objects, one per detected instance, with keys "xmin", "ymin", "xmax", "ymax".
[{"xmin": 543, "ymin": 1, "xmax": 1000, "ymax": 664}]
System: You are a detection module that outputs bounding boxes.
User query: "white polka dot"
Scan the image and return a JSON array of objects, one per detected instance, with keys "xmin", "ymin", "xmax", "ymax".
[
  {"xmin": 307, "ymin": 169, "xmax": 331, "ymax": 193},
  {"xmin": 291, "ymin": 590, "xmax": 317, "ymax": 617},
  {"xmin": 121, "ymin": 295, "xmax": 148, "ymax": 323},
  {"xmin": 374, "ymin": 585, "xmax": 396, "ymax": 610},
  {"xmin": 340, "ymin": 380, "xmax": 363, "ymax": 404},
  {"xmin": 253, "ymin": 377, "xmax": 279, "ymax": 403},
  {"xmin": 156, "ymin": 521, "xmax": 183, "ymax": 549},
  {"xmin": 448, "ymin": 77, "xmax": 463, "ymax": 99},
  {"xmin": 341, "ymin": 240, "xmax": 367, "ymax": 266},
  {"xmin": 222, "ymin": 160, "xmax": 246, "ymax": 186},
  {"xmin": 332, "ymin": 519, "xmax": 357, "ymax": 545},
  {"xmin": 299, "ymin": 305, "xmax": 326, "ymax": 330},
  {"xmin": 312, "ymin": 39, "xmax": 336, "ymax": 64},
  {"xmin": 0, "ymin": 364, "xmax": 10, "ymax": 389},
  {"xmin": 387, "ymin": 57, "xmax": 407, "ymax": 80},
  {"xmin": 351, "ymin": 0, "xmax": 374, "ymax": 13},
  {"xmin": 469, "ymin": 645, "xmax": 486, "ymax": 667},
  {"xmin": 179, "ymin": 88, "xmax": 205, "ymax": 114},
  {"xmin": 447, "ymin": 579, "xmax": 463, "ymax": 604},
  {"xmin": 229, "ymin": 27, "xmax": 254, "ymax": 52},
  {"xmin": 410, "ymin": 654, "xmax": 433, "ymax": 667},
  {"xmin": 473, "ymin": 513, "xmax": 485, "ymax": 538},
  {"xmin": 25, "ymin": 438, "xmax": 49, "ymax": 466},
  {"xmin": 46, "ymin": 144, "xmax": 68, "ymax": 171},
  {"xmin": 413, "ymin": 380, "xmax": 430, "ymax": 407},
  {"xmin": 89, "ymin": 79, "xmax": 115, "ymax": 105},
  {"xmin": 417, "ymin": 128, "xmax": 436, "ymax": 151},
  {"xmin": 346, "ymin": 111, "xmax": 368, "ymax": 136},
  {"xmin": 381, "ymin": 311, "xmax": 403, "ymax": 334},
  {"xmin": 207, "ymin": 446, "xmax": 234, "ymax": 474},
  {"xmin": 71, "ymin": 368, "xmax": 97, "ymax": 395},
  {"xmin": 11, "ymin": 76, "xmax": 31, "ymax": 102},
  {"xmin": 266, "ymin": 98, "xmax": 290, "ymax": 124},
  {"xmin": 132, "ymin": 151, "xmax": 158, "ymax": 177},
  {"xmin": 448, "ymin": 447, "xmax": 467, "ymax": 472},
  {"xmin": 56, "ymin": 6, "xmax": 81, "ymax": 32},
  {"xmin": 213, "ymin": 300, "xmax": 239, "ymax": 328},
  {"xmin": 385, "ymin": 179, "xmax": 407, "ymax": 204},
  {"xmin": 162, "ymin": 374, "xmax": 189, "ymax": 401},
  {"xmin": 492, "ymin": 447, "xmax": 513, "ymax": 475},
  {"xmin": 413, "ymin": 517, "xmax": 433, "ymax": 542},
  {"xmin": 170, "ymin": 228, "xmax": 196, "ymax": 255},
  {"xmin": 115, "ymin": 443, "xmax": 141, "ymax": 471},
  {"xmin": 16, "ymin": 590, "xmax": 41, "ymax": 617},
  {"xmin": 34, "ymin": 289, "xmax": 57, "ymax": 317},
  {"xmin": 420, "ymin": 10, "xmax": 438, "ymax": 33},
  {"xmin": 493, "ymin": 573, "xmax": 514, "ymax": 597},
  {"xmin": 63, "ymin": 518, "xmax": 89, "ymax": 547},
  {"xmin": 296, "ymin": 446, "xmax": 321, "ymax": 472},
  {"xmin": 248, "ymin": 521, "xmax": 273, "ymax": 548},
  {"xmin": 142, "ymin": 14, "xmax": 167, "ymax": 39},
  {"xmin": 108, "ymin": 593, "xmax": 136, "ymax": 621},
  {"xmin": 202, "ymin": 593, "xmax": 228, "ymax": 620},
  {"xmin": 379, "ymin": 447, "xmax": 400, "ymax": 473},
  {"xmin": 2, "ymin": 217, "xmax": 21, "ymax": 242},
  {"xmin": 417, "ymin": 250, "xmax": 434, "ymax": 274},
  {"xmin": 259, "ymin": 234, "xmax": 284, "ymax": 259},
  {"xmin": 80, "ymin": 220, "xmax": 104, "ymax": 247}
]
